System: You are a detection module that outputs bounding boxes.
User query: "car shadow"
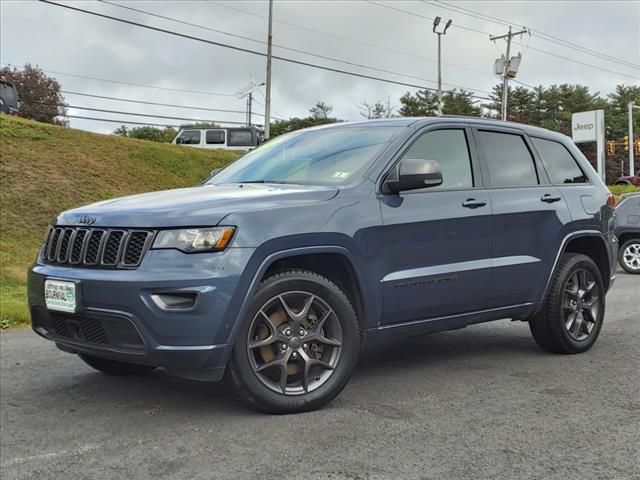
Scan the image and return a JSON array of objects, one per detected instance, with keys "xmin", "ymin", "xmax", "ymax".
[{"xmin": 30, "ymin": 321, "xmax": 540, "ymax": 417}]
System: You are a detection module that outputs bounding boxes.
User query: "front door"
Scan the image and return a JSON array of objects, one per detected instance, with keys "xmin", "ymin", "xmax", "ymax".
[{"xmin": 379, "ymin": 126, "xmax": 493, "ymax": 325}]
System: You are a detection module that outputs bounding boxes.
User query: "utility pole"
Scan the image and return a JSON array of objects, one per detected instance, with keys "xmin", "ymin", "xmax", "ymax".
[
  {"xmin": 264, "ymin": 0, "xmax": 274, "ymax": 140},
  {"xmin": 247, "ymin": 92, "xmax": 252, "ymax": 127},
  {"xmin": 491, "ymin": 26, "xmax": 527, "ymax": 120},
  {"xmin": 629, "ymin": 101, "xmax": 638, "ymax": 177},
  {"xmin": 432, "ymin": 17, "xmax": 452, "ymax": 116}
]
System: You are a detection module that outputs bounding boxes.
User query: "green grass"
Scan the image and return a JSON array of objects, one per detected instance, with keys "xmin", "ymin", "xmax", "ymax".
[
  {"xmin": 0, "ymin": 116, "xmax": 240, "ymax": 328},
  {"xmin": 608, "ymin": 183, "xmax": 640, "ymax": 202}
]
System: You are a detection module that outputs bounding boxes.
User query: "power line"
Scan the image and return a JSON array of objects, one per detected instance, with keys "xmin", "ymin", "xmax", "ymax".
[
  {"xmin": 365, "ymin": 1, "xmax": 489, "ymax": 36},
  {"xmin": 428, "ymin": 0, "xmax": 640, "ymax": 70},
  {"xmin": 530, "ymin": 31, "xmax": 640, "ymax": 70},
  {"xmin": 367, "ymin": 0, "xmax": 640, "ymax": 80},
  {"xmin": 96, "ymin": 0, "xmax": 492, "ymax": 94},
  {"xmin": 1, "ymin": 62, "xmax": 237, "ymax": 97},
  {"xmin": 61, "ymin": 114, "xmax": 182, "ymax": 128},
  {"xmin": 23, "ymin": 100, "xmax": 256, "ymax": 125},
  {"xmin": 37, "ymin": 0, "xmax": 493, "ymax": 101},
  {"xmin": 211, "ymin": 0, "xmax": 495, "ymax": 78},
  {"xmin": 515, "ymin": 42, "xmax": 640, "ymax": 81},
  {"xmin": 60, "ymin": 89, "xmax": 281, "ymax": 118}
]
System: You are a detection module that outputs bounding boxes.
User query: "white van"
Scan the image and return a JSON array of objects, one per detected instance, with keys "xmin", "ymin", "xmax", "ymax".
[{"xmin": 172, "ymin": 127, "xmax": 261, "ymax": 150}]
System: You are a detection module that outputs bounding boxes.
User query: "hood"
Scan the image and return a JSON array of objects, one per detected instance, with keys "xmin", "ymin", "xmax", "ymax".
[{"xmin": 56, "ymin": 183, "xmax": 339, "ymax": 228}]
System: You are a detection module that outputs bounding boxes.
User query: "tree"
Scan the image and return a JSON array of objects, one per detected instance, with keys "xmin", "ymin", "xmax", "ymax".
[
  {"xmin": 309, "ymin": 101, "xmax": 333, "ymax": 120},
  {"xmin": 0, "ymin": 63, "xmax": 67, "ymax": 125},
  {"xmin": 113, "ymin": 125, "xmax": 129, "ymax": 137},
  {"xmin": 270, "ymin": 116, "xmax": 337, "ymax": 137},
  {"xmin": 113, "ymin": 125, "xmax": 177, "ymax": 143},
  {"xmin": 359, "ymin": 98, "xmax": 395, "ymax": 119},
  {"xmin": 442, "ymin": 89, "xmax": 481, "ymax": 116},
  {"xmin": 398, "ymin": 89, "xmax": 438, "ymax": 117}
]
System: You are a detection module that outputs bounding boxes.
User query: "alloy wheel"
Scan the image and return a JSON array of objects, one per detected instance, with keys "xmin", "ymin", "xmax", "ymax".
[
  {"xmin": 562, "ymin": 268, "xmax": 601, "ymax": 341},
  {"xmin": 247, "ymin": 291, "xmax": 343, "ymax": 395},
  {"xmin": 622, "ymin": 242, "xmax": 640, "ymax": 272}
]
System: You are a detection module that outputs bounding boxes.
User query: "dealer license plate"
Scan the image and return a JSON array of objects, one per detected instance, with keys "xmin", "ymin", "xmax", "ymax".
[{"xmin": 44, "ymin": 279, "xmax": 77, "ymax": 313}]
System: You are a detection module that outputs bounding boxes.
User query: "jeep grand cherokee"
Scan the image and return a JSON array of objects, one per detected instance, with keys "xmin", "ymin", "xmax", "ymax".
[{"xmin": 29, "ymin": 117, "xmax": 617, "ymax": 413}]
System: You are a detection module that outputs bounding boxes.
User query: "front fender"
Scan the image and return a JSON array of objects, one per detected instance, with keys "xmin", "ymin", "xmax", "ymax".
[{"xmin": 221, "ymin": 239, "xmax": 378, "ymax": 347}]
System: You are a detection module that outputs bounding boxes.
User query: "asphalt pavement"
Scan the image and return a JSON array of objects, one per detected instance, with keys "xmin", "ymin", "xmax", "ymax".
[{"xmin": 1, "ymin": 270, "xmax": 639, "ymax": 480}]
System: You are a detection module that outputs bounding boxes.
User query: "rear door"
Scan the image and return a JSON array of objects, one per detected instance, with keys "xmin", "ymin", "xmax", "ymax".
[
  {"xmin": 379, "ymin": 125, "xmax": 493, "ymax": 325},
  {"xmin": 205, "ymin": 129, "xmax": 226, "ymax": 149},
  {"xmin": 473, "ymin": 127, "xmax": 571, "ymax": 308}
]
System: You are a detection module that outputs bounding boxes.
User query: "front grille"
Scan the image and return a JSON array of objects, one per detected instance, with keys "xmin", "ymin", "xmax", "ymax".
[{"xmin": 44, "ymin": 227, "xmax": 154, "ymax": 268}]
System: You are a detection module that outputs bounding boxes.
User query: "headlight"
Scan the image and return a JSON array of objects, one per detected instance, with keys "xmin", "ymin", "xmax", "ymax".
[{"xmin": 152, "ymin": 227, "xmax": 235, "ymax": 253}]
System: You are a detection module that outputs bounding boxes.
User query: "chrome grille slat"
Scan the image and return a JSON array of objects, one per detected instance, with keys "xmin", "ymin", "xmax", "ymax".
[{"xmin": 43, "ymin": 227, "xmax": 153, "ymax": 269}]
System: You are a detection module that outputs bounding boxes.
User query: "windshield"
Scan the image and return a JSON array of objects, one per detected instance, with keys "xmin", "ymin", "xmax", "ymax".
[{"xmin": 208, "ymin": 126, "xmax": 402, "ymax": 186}]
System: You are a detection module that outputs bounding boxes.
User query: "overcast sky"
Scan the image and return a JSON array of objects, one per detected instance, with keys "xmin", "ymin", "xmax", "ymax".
[{"xmin": 1, "ymin": 0, "xmax": 639, "ymax": 134}]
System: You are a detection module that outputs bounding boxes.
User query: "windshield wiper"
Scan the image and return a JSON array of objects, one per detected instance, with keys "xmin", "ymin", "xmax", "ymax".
[{"xmin": 220, "ymin": 180, "xmax": 301, "ymax": 185}]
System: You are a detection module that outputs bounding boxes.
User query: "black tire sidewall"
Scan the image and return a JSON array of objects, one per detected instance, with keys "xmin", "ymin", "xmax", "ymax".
[
  {"xmin": 230, "ymin": 271, "xmax": 360, "ymax": 413},
  {"xmin": 549, "ymin": 255, "xmax": 606, "ymax": 352},
  {"xmin": 618, "ymin": 238, "xmax": 640, "ymax": 274}
]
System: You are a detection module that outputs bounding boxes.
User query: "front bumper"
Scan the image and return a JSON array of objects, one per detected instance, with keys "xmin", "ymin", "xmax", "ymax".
[{"xmin": 28, "ymin": 247, "xmax": 256, "ymax": 381}]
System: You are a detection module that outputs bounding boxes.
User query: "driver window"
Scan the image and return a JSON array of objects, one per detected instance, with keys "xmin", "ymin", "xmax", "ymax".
[
  {"xmin": 177, "ymin": 130, "xmax": 201, "ymax": 145},
  {"xmin": 402, "ymin": 129, "xmax": 473, "ymax": 189}
]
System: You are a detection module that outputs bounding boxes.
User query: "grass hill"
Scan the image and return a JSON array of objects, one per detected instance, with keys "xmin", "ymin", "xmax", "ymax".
[{"xmin": 0, "ymin": 116, "xmax": 240, "ymax": 328}]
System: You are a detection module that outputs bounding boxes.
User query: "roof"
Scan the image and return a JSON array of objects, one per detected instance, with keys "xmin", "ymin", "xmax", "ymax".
[{"xmin": 314, "ymin": 116, "xmax": 570, "ymax": 141}]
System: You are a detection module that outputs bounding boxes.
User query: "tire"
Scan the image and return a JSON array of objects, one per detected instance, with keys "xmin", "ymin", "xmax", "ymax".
[
  {"xmin": 228, "ymin": 269, "xmax": 361, "ymax": 414},
  {"xmin": 618, "ymin": 238, "xmax": 640, "ymax": 274},
  {"xmin": 78, "ymin": 354, "xmax": 157, "ymax": 376},
  {"xmin": 529, "ymin": 253, "xmax": 605, "ymax": 354}
]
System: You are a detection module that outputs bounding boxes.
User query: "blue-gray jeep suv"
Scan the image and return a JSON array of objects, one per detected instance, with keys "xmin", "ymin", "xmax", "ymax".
[{"xmin": 28, "ymin": 117, "xmax": 617, "ymax": 413}]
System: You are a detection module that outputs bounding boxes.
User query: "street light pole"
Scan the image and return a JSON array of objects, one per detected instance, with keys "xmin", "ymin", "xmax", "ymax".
[
  {"xmin": 432, "ymin": 17, "xmax": 452, "ymax": 117},
  {"xmin": 264, "ymin": 0, "xmax": 274, "ymax": 140}
]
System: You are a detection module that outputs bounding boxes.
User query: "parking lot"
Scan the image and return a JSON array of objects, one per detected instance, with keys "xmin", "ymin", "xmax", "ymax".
[{"xmin": 1, "ymin": 270, "xmax": 638, "ymax": 480}]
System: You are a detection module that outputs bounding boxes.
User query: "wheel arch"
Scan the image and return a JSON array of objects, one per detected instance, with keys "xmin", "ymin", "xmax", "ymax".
[
  {"xmin": 225, "ymin": 245, "xmax": 375, "ymax": 346},
  {"xmin": 563, "ymin": 235, "xmax": 611, "ymax": 289},
  {"xmin": 543, "ymin": 232, "xmax": 612, "ymax": 298},
  {"xmin": 617, "ymin": 230, "xmax": 640, "ymax": 247}
]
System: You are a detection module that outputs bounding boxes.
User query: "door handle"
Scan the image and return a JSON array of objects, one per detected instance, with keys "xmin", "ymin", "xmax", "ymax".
[
  {"xmin": 462, "ymin": 198, "xmax": 487, "ymax": 209},
  {"xmin": 541, "ymin": 194, "xmax": 562, "ymax": 203}
]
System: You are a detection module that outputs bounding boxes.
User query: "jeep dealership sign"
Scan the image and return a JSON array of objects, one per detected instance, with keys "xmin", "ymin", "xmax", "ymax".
[
  {"xmin": 572, "ymin": 110, "xmax": 605, "ymax": 181},
  {"xmin": 572, "ymin": 110, "xmax": 601, "ymax": 143}
]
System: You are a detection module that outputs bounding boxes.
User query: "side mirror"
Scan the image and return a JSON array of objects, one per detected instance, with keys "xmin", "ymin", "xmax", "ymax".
[{"xmin": 383, "ymin": 158, "xmax": 443, "ymax": 193}]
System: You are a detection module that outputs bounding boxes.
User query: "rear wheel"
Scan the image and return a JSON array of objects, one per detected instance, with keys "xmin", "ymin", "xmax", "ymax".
[
  {"xmin": 228, "ymin": 269, "xmax": 360, "ymax": 413},
  {"xmin": 79, "ymin": 354, "xmax": 157, "ymax": 376},
  {"xmin": 529, "ymin": 253, "xmax": 605, "ymax": 354},
  {"xmin": 618, "ymin": 238, "xmax": 640, "ymax": 274}
]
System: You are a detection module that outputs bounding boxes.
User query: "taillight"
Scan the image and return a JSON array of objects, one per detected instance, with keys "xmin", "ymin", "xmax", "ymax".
[{"xmin": 607, "ymin": 193, "xmax": 616, "ymax": 209}]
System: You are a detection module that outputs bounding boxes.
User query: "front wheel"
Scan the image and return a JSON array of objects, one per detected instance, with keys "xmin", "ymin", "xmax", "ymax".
[
  {"xmin": 228, "ymin": 270, "xmax": 361, "ymax": 414},
  {"xmin": 618, "ymin": 238, "xmax": 640, "ymax": 274},
  {"xmin": 529, "ymin": 253, "xmax": 605, "ymax": 354}
]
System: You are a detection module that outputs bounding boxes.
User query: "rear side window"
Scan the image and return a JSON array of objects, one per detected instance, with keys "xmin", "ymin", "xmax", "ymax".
[
  {"xmin": 477, "ymin": 131, "xmax": 538, "ymax": 187},
  {"xmin": 401, "ymin": 129, "xmax": 473, "ymax": 189},
  {"xmin": 206, "ymin": 130, "xmax": 225, "ymax": 145},
  {"xmin": 532, "ymin": 137, "xmax": 588, "ymax": 184},
  {"xmin": 228, "ymin": 130, "xmax": 254, "ymax": 147},
  {"xmin": 177, "ymin": 130, "xmax": 201, "ymax": 145}
]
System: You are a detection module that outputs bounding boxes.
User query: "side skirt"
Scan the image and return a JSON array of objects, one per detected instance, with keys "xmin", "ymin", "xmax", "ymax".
[{"xmin": 365, "ymin": 302, "xmax": 539, "ymax": 343}]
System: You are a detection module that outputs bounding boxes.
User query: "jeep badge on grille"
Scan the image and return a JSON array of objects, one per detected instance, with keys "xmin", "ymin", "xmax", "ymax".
[{"xmin": 76, "ymin": 215, "xmax": 97, "ymax": 226}]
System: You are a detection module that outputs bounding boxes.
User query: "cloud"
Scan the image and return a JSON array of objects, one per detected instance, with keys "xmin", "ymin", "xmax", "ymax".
[{"xmin": 1, "ymin": 0, "xmax": 638, "ymax": 134}]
